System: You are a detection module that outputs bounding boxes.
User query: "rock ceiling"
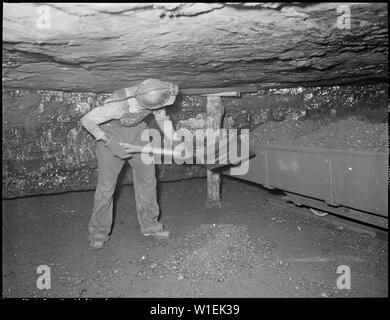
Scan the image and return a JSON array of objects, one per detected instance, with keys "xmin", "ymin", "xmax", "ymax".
[{"xmin": 3, "ymin": 2, "xmax": 388, "ymax": 93}]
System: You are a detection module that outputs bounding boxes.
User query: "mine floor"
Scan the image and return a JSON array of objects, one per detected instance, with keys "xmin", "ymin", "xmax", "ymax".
[{"xmin": 2, "ymin": 177, "xmax": 388, "ymax": 298}]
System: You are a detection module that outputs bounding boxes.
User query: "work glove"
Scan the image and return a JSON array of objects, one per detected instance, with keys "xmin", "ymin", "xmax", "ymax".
[{"xmin": 104, "ymin": 136, "xmax": 132, "ymax": 159}]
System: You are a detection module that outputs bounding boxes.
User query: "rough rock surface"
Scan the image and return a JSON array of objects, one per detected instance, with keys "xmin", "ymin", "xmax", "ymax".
[
  {"xmin": 1, "ymin": 90, "xmax": 208, "ymax": 198},
  {"xmin": 3, "ymin": 3, "xmax": 388, "ymax": 92},
  {"xmin": 250, "ymin": 117, "xmax": 388, "ymax": 152},
  {"xmin": 2, "ymin": 83, "xmax": 387, "ymax": 198}
]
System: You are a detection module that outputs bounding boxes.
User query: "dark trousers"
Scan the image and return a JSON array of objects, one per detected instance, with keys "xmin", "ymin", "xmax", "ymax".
[{"xmin": 88, "ymin": 121, "xmax": 162, "ymax": 242}]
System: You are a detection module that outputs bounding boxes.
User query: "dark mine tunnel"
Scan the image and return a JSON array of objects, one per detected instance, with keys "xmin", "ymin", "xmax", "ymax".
[{"xmin": 2, "ymin": 3, "xmax": 388, "ymax": 302}]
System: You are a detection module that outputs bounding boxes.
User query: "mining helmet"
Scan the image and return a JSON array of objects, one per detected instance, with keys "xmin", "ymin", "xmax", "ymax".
[{"xmin": 135, "ymin": 78, "xmax": 179, "ymax": 110}]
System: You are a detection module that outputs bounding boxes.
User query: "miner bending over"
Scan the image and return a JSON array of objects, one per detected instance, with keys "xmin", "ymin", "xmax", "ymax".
[{"xmin": 81, "ymin": 79, "xmax": 179, "ymax": 249}]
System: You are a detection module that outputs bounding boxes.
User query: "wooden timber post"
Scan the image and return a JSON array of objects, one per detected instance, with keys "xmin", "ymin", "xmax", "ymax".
[
  {"xmin": 183, "ymin": 86, "xmax": 257, "ymax": 209},
  {"xmin": 205, "ymin": 95, "xmax": 225, "ymax": 208}
]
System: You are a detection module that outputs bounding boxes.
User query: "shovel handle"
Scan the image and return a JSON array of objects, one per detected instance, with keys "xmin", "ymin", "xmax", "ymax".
[{"xmin": 121, "ymin": 143, "xmax": 183, "ymax": 157}]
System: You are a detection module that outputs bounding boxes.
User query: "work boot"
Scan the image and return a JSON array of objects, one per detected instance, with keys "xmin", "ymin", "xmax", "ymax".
[{"xmin": 142, "ymin": 229, "xmax": 170, "ymax": 240}]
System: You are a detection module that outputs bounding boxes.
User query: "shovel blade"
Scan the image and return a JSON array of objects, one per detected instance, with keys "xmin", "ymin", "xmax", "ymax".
[{"xmin": 182, "ymin": 134, "xmax": 255, "ymax": 169}]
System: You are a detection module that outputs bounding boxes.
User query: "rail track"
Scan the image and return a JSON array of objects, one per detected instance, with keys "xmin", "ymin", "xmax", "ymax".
[{"xmin": 258, "ymin": 188, "xmax": 388, "ymax": 239}]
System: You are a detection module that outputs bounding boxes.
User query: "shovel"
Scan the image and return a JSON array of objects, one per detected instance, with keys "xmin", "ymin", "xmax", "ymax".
[{"xmin": 120, "ymin": 135, "xmax": 255, "ymax": 169}]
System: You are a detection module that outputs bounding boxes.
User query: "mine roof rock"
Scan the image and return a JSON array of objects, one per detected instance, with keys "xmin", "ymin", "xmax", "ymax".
[{"xmin": 3, "ymin": 2, "xmax": 388, "ymax": 93}]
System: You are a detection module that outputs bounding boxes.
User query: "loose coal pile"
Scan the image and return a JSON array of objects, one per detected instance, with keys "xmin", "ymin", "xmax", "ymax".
[
  {"xmin": 250, "ymin": 117, "xmax": 388, "ymax": 152},
  {"xmin": 144, "ymin": 224, "xmax": 262, "ymax": 281}
]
